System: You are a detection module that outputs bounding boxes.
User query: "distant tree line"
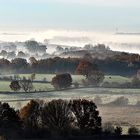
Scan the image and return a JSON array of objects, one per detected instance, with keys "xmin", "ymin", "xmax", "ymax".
[{"xmin": 0, "ymin": 52, "xmax": 140, "ymax": 76}]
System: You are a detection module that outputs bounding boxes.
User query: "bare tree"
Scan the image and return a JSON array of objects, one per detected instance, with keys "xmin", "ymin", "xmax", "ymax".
[
  {"xmin": 20, "ymin": 77, "xmax": 33, "ymax": 92},
  {"xmin": 42, "ymin": 99, "xmax": 75, "ymax": 135},
  {"xmin": 30, "ymin": 73, "xmax": 36, "ymax": 81},
  {"xmin": 70, "ymin": 99, "xmax": 102, "ymax": 134}
]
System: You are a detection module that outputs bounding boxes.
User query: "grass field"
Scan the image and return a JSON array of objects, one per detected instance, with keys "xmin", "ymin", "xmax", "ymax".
[
  {"xmin": 0, "ymin": 74, "xmax": 85, "ymax": 92},
  {"xmin": 99, "ymin": 106, "xmax": 140, "ymax": 134},
  {"xmin": 0, "ymin": 81, "xmax": 54, "ymax": 92},
  {"xmin": 1, "ymin": 74, "xmax": 85, "ymax": 82},
  {"xmin": 104, "ymin": 75, "xmax": 131, "ymax": 84},
  {"xmin": 1, "ymin": 73, "xmax": 130, "ymax": 82},
  {"xmin": 0, "ymin": 74, "xmax": 131, "ymax": 92}
]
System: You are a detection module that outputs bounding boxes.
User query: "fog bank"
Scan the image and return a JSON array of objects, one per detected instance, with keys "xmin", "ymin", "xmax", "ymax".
[{"xmin": 0, "ymin": 29, "xmax": 140, "ymax": 54}]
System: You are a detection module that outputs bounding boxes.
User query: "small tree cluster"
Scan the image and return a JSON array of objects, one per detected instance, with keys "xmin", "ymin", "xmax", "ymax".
[
  {"xmin": 22, "ymin": 99, "xmax": 102, "ymax": 137},
  {"xmin": 9, "ymin": 76, "xmax": 34, "ymax": 93},
  {"xmin": 51, "ymin": 73, "xmax": 72, "ymax": 90}
]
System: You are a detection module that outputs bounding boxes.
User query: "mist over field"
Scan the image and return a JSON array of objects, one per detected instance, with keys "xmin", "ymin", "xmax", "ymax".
[{"xmin": 1, "ymin": 29, "xmax": 140, "ymax": 54}]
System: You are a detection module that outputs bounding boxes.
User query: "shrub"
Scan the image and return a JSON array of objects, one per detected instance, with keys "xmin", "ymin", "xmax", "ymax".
[
  {"xmin": 73, "ymin": 82, "xmax": 79, "ymax": 88},
  {"xmin": 128, "ymin": 126, "xmax": 139, "ymax": 135},
  {"xmin": 102, "ymin": 82, "xmax": 110, "ymax": 88},
  {"xmin": 103, "ymin": 123, "xmax": 115, "ymax": 135},
  {"xmin": 107, "ymin": 96, "xmax": 129, "ymax": 106}
]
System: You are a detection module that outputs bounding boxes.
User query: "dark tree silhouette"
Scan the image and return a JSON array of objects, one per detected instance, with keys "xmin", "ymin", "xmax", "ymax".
[
  {"xmin": 128, "ymin": 127, "xmax": 139, "ymax": 135},
  {"xmin": 42, "ymin": 99, "xmax": 74, "ymax": 135},
  {"xmin": 70, "ymin": 99, "xmax": 102, "ymax": 135},
  {"xmin": 114, "ymin": 126, "xmax": 122, "ymax": 136},
  {"xmin": 10, "ymin": 80, "xmax": 21, "ymax": 92},
  {"xmin": 11, "ymin": 58, "xmax": 28, "ymax": 69},
  {"xmin": 0, "ymin": 99, "xmax": 104, "ymax": 138},
  {"xmin": 0, "ymin": 102, "xmax": 21, "ymax": 137}
]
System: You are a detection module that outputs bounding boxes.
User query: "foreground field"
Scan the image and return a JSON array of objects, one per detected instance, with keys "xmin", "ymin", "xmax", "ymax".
[
  {"xmin": 0, "ymin": 87, "xmax": 139, "ymax": 135},
  {"xmin": 1, "ymin": 87, "xmax": 140, "ymax": 105},
  {"xmin": 99, "ymin": 106, "xmax": 140, "ymax": 134}
]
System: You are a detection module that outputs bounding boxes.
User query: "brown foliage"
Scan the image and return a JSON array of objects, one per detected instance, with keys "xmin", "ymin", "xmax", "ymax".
[
  {"xmin": 19, "ymin": 100, "xmax": 41, "ymax": 129},
  {"xmin": 51, "ymin": 73, "xmax": 72, "ymax": 89},
  {"xmin": 76, "ymin": 60, "xmax": 98, "ymax": 78}
]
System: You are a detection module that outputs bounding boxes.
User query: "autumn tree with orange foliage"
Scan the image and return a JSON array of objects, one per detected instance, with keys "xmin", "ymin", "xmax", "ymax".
[
  {"xmin": 19, "ymin": 100, "xmax": 42, "ymax": 129},
  {"xmin": 76, "ymin": 60, "xmax": 97, "ymax": 78},
  {"xmin": 51, "ymin": 73, "xmax": 72, "ymax": 89},
  {"xmin": 76, "ymin": 59, "xmax": 104, "ymax": 86}
]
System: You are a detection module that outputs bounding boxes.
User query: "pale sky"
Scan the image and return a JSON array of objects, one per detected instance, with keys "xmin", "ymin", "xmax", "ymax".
[{"xmin": 0, "ymin": 0, "xmax": 140, "ymax": 32}]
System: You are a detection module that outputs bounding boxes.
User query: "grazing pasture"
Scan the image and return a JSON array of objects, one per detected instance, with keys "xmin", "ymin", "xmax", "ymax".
[{"xmin": 0, "ymin": 74, "xmax": 131, "ymax": 92}]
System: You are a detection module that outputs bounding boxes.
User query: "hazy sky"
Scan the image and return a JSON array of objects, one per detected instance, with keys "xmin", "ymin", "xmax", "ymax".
[{"xmin": 0, "ymin": 0, "xmax": 140, "ymax": 32}]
